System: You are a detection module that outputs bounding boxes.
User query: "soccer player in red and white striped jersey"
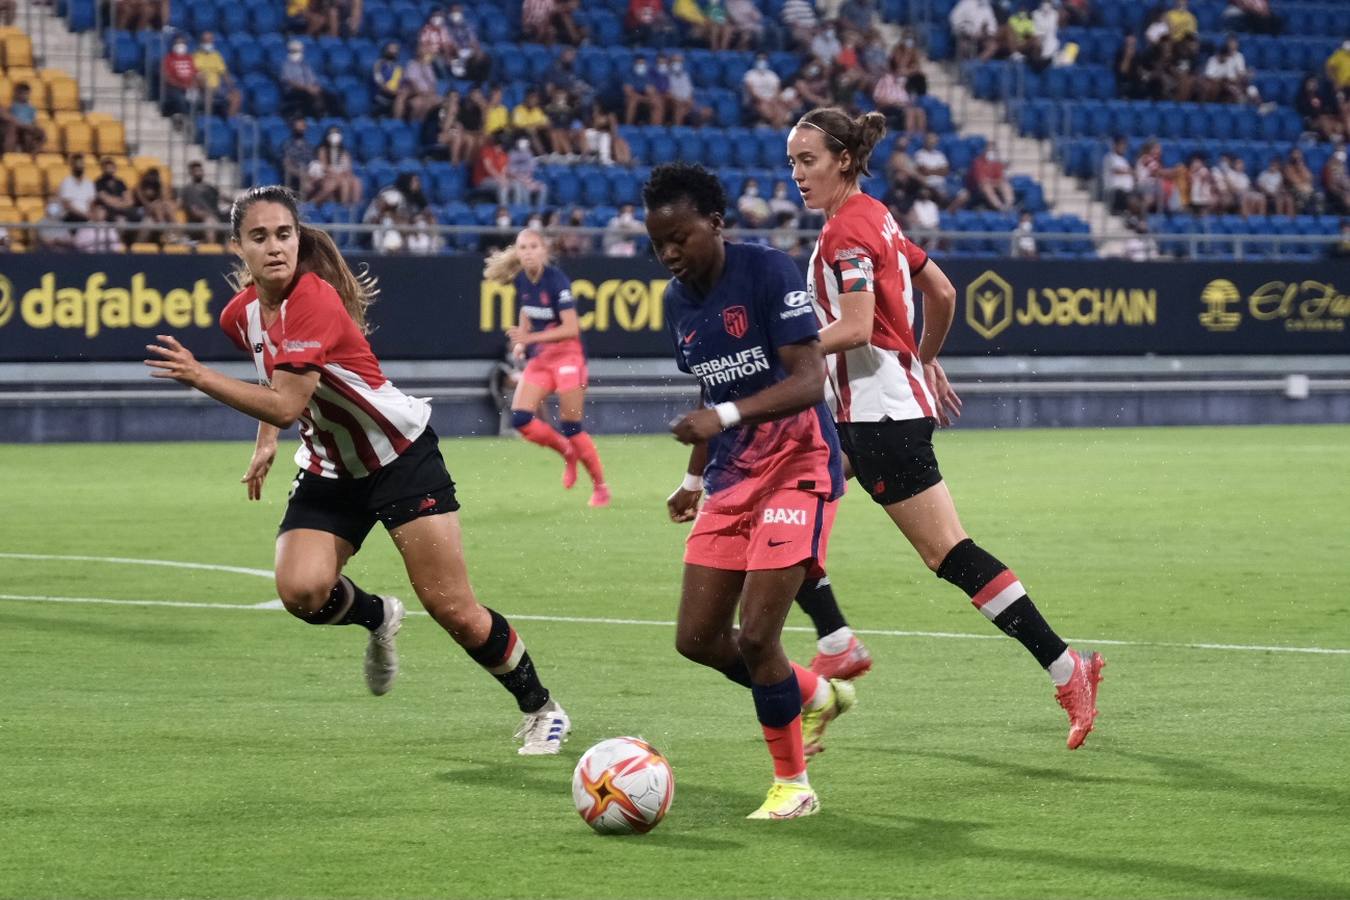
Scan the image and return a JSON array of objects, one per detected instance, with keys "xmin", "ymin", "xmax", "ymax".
[
  {"xmin": 788, "ymin": 108, "xmax": 1105, "ymax": 749},
  {"xmin": 145, "ymin": 185, "xmax": 571, "ymax": 756}
]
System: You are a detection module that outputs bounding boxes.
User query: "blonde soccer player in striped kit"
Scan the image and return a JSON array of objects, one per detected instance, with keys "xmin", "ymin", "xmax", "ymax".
[
  {"xmin": 786, "ymin": 107, "xmax": 1106, "ymax": 749},
  {"xmin": 145, "ymin": 185, "xmax": 571, "ymax": 755}
]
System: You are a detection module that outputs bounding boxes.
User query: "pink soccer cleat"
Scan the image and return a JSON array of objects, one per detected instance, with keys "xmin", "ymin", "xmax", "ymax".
[
  {"xmin": 809, "ymin": 635, "xmax": 873, "ymax": 681},
  {"xmin": 588, "ymin": 484, "xmax": 612, "ymax": 508},
  {"xmin": 1056, "ymin": 650, "xmax": 1105, "ymax": 750}
]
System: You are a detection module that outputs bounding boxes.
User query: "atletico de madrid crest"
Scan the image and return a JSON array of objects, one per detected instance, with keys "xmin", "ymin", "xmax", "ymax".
[{"xmin": 723, "ymin": 305, "xmax": 748, "ymax": 339}]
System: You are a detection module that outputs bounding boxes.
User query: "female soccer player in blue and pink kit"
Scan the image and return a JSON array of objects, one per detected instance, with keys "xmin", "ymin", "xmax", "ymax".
[
  {"xmin": 788, "ymin": 107, "xmax": 1104, "ymax": 749},
  {"xmin": 484, "ymin": 229, "xmax": 610, "ymax": 507},
  {"xmin": 645, "ymin": 163, "xmax": 854, "ymax": 821}
]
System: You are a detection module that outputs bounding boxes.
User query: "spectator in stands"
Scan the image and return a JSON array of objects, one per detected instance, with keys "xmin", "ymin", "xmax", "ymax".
[
  {"xmin": 949, "ymin": 0, "xmax": 998, "ymax": 61},
  {"xmin": 191, "ymin": 32, "xmax": 241, "ymax": 119},
  {"xmin": 281, "ymin": 39, "xmax": 327, "ymax": 118},
  {"xmin": 395, "ymin": 172, "xmax": 429, "ymax": 218},
  {"xmin": 1114, "ymin": 33, "xmax": 1157, "ymax": 100},
  {"xmin": 1222, "ymin": 0, "xmax": 1279, "ymax": 36},
  {"xmin": 94, "ymin": 157, "xmax": 135, "ymax": 223},
  {"xmin": 770, "ymin": 211, "xmax": 802, "ymax": 255},
  {"xmin": 969, "ymin": 144, "xmax": 1015, "ymax": 211},
  {"xmin": 133, "ymin": 168, "xmax": 177, "ymax": 244},
  {"xmin": 1011, "ymin": 210, "xmax": 1037, "ymax": 257},
  {"xmin": 726, "ymin": 0, "xmax": 766, "ymax": 49},
  {"xmin": 403, "ymin": 48, "xmax": 441, "ymax": 124},
  {"xmin": 115, "ymin": 0, "xmax": 166, "ymax": 31},
  {"xmin": 0, "ymin": 82, "xmax": 44, "ymax": 153},
  {"xmin": 837, "ymin": 0, "xmax": 880, "ymax": 37},
  {"xmin": 281, "ymin": 118, "xmax": 313, "ymax": 193},
  {"xmin": 308, "ymin": 127, "xmax": 362, "ymax": 205},
  {"xmin": 57, "ymin": 155, "xmax": 96, "ymax": 223},
  {"xmin": 483, "ymin": 85, "xmax": 510, "ymax": 137},
  {"xmin": 1256, "ymin": 156, "xmax": 1295, "ymax": 216},
  {"xmin": 603, "ymin": 203, "xmax": 643, "ymax": 256},
  {"xmin": 582, "ymin": 106, "xmax": 631, "ymax": 166},
  {"xmin": 781, "ymin": 0, "xmax": 818, "ymax": 48},
  {"xmin": 1124, "ymin": 218, "xmax": 1158, "ymax": 260},
  {"xmin": 906, "ymin": 186, "xmax": 941, "ymax": 236},
  {"xmin": 1031, "ymin": 0, "xmax": 1061, "ymax": 69},
  {"xmin": 1284, "ymin": 147, "xmax": 1316, "ymax": 213},
  {"xmin": 793, "ymin": 60, "xmax": 832, "ymax": 109},
  {"xmin": 1102, "ymin": 135, "xmax": 1134, "ymax": 212},
  {"xmin": 1327, "ymin": 41, "xmax": 1350, "ymax": 92},
  {"xmin": 736, "ymin": 178, "xmax": 772, "ymax": 227},
  {"xmin": 513, "ymin": 89, "xmax": 551, "ymax": 155},
  {"xmin": 73, "ymin": 203, "xmax": 125, "ymax": 253},
  {"xmin": 285, "ymin": 0, "xmax": 309, "ymax": 33},
  {"xmin": 1330, "ymin": 219, "xmax": 1350, "ymax": 258},
  {"xmin": 1322, "ymin": 145, "xmax": 1350, "ymax": 214},
  {"xmin": 364, "ymin": 188, "xmax": 408, "ymax": 253},
  {"xmin": 885, "ymin": 142, "xmax": 922, "ymax": 198},
  {"xmin": 36, "ymin": 200, "xmax": 74, "ymax": 250},
  {"xmin": 767, "ymin": 180, "xmax": 798, "ymax": 220},
  {"xmin": 426, "ymin": 90, "xmax": 467, "ymax": 162},
  {"xmin": 1184, "ymin": 153, "xmax": 1217, "ymax": 215},
  {"xmin": 445, "ymin": 4, "xmax": 491, "ymax": 79},
  {"xmin": 743, "ymin": 52, "xmax": 793, "ymax": 129},
  {"xmin": 1200, "ymin": 35, "xmax": 1250, "ymax": 104},
  {"xmin": 303, "ymin": 0, "xmax": 340, "ymax": 37},
  {"xmin": 161, "ymin": 36, "xmax": 198, "ymax": 119},
  {"xmin": 889, "ymin": 34, "xmax": 929, "ymax": 98},
  {"xmin": 179, "ymin": 160, "xmax": 223, "ymax": 242},
  {"xmin": 808, "ymin": 22, "xmax": 842, "ymax": 67},
  {"xmin": 914, "ymin": 131, "xmax": 952, "ymax": 203},
  {"xmin": 625, "ymin": 0, "xmax": 674, "ymax": 47},
  {"xmin": 1134, "ymin": 139, "xmax": 1183, "ymax": 212},
  {"xmin": 506, "ymin": 137, "xmax": 548, "ymax": 207},
  {"xmin": 832, "ymin": 30, "xmax": 870, "ymax": 96},
  {"xmin": 556, "ymin": 207, "xmax": 592, "ymax": 256},
  {"xmin": 471, "ymin": 133, "xmax": 511, "ymax": 204},
  {"xmin": 1296, "ymin": 76, "xmax": 1340, "ymax": 142},
  {"xmin": 1217, "ymin": 155, "xmax": 1265, "ymax": 216},
  {"xmin": 623, "ymin": 57, "xmax": 664, "ymax": 126},
  {"xmin": 873, "ymin": 59, "xmax": 926, "ymax": 135},
  {"xmin": 675, "ymin": 0, "xmax": 722, "ymax": 52},
  {"xmin": 1151, "ymin": 34, "xmax": 1198, "ymax": 103},
  {"xmin": 544, "ymin": 85, "xmax": 579, "ymax": 156},
  {"xmin": 665, "ymin": 53, "xmax": 709, "ymax": 126},
  {"xmin": 1165, "ymin": 0, "xmax": 1197, "ymax": 43},
  {"xmin": 406, "ymin": 209, "xmax": 444, "ymax": 255},
  {"xmin": 417, "ymin": 9, "xmax": 454, "ymax": 72},
  {"xmin": 547, "ymin": 46, "xmax": 594, "ymax": 113},
  {"xmin": 371, "ymin": 41, "xmax": 408, "ymax": 120}
]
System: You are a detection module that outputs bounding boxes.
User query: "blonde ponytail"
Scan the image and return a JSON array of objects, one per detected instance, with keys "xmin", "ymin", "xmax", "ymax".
[{"xmin": 482, "ymin": 245, "xmax": 523, "ymax": 284}]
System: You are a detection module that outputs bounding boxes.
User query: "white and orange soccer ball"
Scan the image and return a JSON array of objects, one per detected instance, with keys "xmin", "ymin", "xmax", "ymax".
[{"xmin": 571, "ymin": 737, "xmax": 674, "ymax": 835}]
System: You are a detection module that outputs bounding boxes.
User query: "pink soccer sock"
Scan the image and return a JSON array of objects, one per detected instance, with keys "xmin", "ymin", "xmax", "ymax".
[
  {"xmin": 518, "ymin": 418, "xmax": 570, "ymax": 457},
  {"xmin": 567, "ymin": 431, "xmax": 606, "ymax": 486}
]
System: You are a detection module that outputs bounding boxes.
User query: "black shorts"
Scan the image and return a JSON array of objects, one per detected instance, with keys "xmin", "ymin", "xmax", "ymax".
[
  {"xmin": 278, "ymin": 427, "xmax": 460, "ymax": 552},
  {"xmin": 837, "ymin": 418, "xmax": 944, "ymax": 506}
]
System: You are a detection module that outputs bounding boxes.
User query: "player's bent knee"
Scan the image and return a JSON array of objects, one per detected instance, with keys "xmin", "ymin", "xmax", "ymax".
[
  {"xmin": 675, "ymin": 631, "xmax": 718, "ymax": 666},
  {"xmin": 559, "ymin": 420, "xmax": 583, "ymax": 437},
  {"xmin": 511, "ymin": 410, "xmax": 535, "ymax": 431},
  {"xmin": 734, "ymin": 629, "xmax": 779, "ymax": 664},
  {"xmin": 276, "ymin": 579, "xmax": 335, "ymax": 620}
]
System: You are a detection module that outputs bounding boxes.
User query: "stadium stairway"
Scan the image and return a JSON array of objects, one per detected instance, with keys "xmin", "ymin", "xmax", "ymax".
[
  {"xmin": 13, "ymin": 0, "xmax": 237, "ymax": 192},
  {"xmin": 928, "ymin": 63, "xmax": 1109, "ymax": 235}
]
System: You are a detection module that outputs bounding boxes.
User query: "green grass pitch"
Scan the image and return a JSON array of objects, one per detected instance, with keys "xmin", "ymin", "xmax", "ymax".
[{"xmin": 2, "ymin": 425, "xmax": 1348, "ymax": 899}]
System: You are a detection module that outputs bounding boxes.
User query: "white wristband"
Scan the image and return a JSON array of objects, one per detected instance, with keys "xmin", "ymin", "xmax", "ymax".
[
  {"xmin": 714, "ymin": 401, "xmax": 741, "ymax": 428},
  {"xmin": 681, "ymin": 472, "xmax": 703, "ymax": 493}
]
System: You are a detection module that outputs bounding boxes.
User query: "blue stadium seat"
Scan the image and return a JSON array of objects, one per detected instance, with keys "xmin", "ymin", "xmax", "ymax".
[
  {"xmin": 550, "ymin": 170, "xmax": 581, "ymax": 206},
  {"xmin": 245, "ymin": 0, "xmax": 282, "ymax": 34},
  {"xmin": 646, "ymin": 130, "xmax": 677, "ymax": 165},
  {"xmin": 580, "ymin": 169, "xmax": 610, "ymax": 206}
]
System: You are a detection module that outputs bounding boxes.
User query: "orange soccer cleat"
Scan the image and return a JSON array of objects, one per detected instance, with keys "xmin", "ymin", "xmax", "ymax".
[
  {"xmin": 1056, "ymin": 650, "xmax": 1106, "ymax": 750},
  {"xmin": 809, "ymin": 634, "xmax": 873, "ymax": 681}
]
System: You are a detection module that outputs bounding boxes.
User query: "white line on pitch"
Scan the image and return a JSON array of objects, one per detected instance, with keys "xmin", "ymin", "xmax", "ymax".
[
  {"xmin": 1, "ymin": 592, "xmax": 1348, "ymax": 656},
  {"xmin": 0, "ymin": 552, "xmax": 274, "ymax": 578}
]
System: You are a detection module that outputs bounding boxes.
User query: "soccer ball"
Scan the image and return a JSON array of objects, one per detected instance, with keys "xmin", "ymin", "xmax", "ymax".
[{"xmin": 571, "ymin": 737, "xmax": 674, "ymax": 835}]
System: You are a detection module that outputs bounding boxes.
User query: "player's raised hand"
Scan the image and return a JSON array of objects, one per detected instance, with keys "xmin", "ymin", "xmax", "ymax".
[
  {"xmin": 145, "ymin": 334, "xmax": 204, "ymax": 386},
  {"xmin": 666, "ymin": 486, "xmax": 701, "ymax": 523},
  {"xmin": 241, "ymin": 444, "xmax": 276, "ymax": 501},
  {"xmin": 923, "ymin": 360, "xmax": 962, "ymax": 427},
  {"xmin": 670, "ymin": 408, "xmax": 722, "ymax": 444}
]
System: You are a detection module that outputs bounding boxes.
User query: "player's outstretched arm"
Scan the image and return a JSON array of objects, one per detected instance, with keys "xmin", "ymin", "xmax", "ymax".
[
  {"xmin": 669, "ymin": 340, "xmax": 826, "ymax": 444},
  {"xmin": 145, "ymin": 334, "xmax": 319, "ymax": 429},
  {"xmin": 241, "ymin": 422, "xmax": 280, "ymax": 501}
]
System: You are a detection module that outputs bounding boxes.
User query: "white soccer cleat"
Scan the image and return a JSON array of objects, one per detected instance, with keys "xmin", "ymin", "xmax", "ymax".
[
  {"xmin": 364, "ymin": 595, "xmax": 405, "ymax": 696},
  {"xmin": 515, "ymin": 699, "xmax": 571, "ymax": 755}
]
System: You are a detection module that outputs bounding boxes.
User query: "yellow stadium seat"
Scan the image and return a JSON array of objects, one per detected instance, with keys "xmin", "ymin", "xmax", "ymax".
[
  {"xmin": 132, "ymin": 156, "xmax": 171, "ymax": 190},
  {"xmin": 61, "ymin": 121, "xmax": 94, "ymax": 156},
  {"xmin": 45, "ymin": 78, "xmax": 79, "ymax": 113},
  {"xmin": 0, "ymin": 78, "xmax": 11, "ymax": 107},
  {"xmin": 85, "ymin": 110, "xmax": 113, "ymax": 125},
  {"xmin": 33, "ymin": 151, "xmax": 63, "ymax": 167},
  {"xmin": 52, "ymin": 109, "xmax": 83, "ymax": 124},
  {"xmin": 129, "ymin": 242, "xmax": 161, "ymax": 254},
  {"xmin": 9, "ymin": 162, "xmax": 42, "ymax": 197},
  {"xmin": 162, "ymin": 242, "xmax": 191, "ymax": 254},
  {"xmin": 34, "ymin": 116, "xmax": 59, "ymax": 151},
  {"xmin": 0, "ymin": 164, "xmax": 9, "ymax": 196},
  {"xmin": 16, "ymin": 196, "xmax": 45, "ymax": 220},
  {"xmin": 94, "ymin": 121, "xmax": 126, "ymax": 157},
  {"xmin": 2, "ymin": 151, "xmax": 32, "ymax": 166},
  {"xmin": 40, "ymin": 162, "xmax": 69, "ymax": 195},
  {"xmin": 195, "ymin": 242, "xmax": 225, "ymax": 254},
  {"xmin": 0, "ymin": 201, "xmax": 15, "ymax": 223},
  {"xmin": 1, "ymin": 33, "xmax": 34, "ymax": 69}
]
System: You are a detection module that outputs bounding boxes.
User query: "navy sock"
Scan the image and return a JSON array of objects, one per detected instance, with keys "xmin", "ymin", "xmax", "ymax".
[
  {"xmin": 466, "ymin": 607, "xmax": 550, "ymax": 712},
  {"xmin": 750, "ymin": 672, "xmax": 801, "ymax": 728}
]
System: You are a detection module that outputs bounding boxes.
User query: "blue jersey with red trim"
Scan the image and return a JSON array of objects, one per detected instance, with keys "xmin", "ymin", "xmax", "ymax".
[
  {"xmin": 665, "ymin": 241, "xmax": 843, "ymax": 506},
  {"xmin": 514, "ymin": 264, "xmax": 584, "ymax": 359}
]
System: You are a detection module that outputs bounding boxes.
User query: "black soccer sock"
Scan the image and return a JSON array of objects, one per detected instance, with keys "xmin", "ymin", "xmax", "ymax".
[
  {"xmin": 466, "ymin": 607, "xmax": 551, "ymax": 712},
  {"xmin": 298, "ymin": 575, "xmax": 385, "ymax": 631},
  {"xmin": 794, "ymin": 574, "xmax": 848, "ymax": 639},
  {"xmin": 936, "ymin": 539, "xmax": 1068, "ymax": 668}
]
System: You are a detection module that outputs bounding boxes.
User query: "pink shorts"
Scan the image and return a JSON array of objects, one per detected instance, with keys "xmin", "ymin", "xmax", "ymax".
[
  {"xmin": 522, "ymin": 352, "xmax": 588, "ymax": 394},
  {"xmin": 684, "ymin": 488, "xmax": 837, "ymax": 573}
]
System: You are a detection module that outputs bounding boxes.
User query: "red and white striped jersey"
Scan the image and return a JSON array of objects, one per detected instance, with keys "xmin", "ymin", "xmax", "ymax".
[
  {"xmin": 220, "ymin": 272, "xmax": 431, "ymax": 479},
  {"xmin": 807, "ymin": 192, "xmax": 936, "ymax": 424}
]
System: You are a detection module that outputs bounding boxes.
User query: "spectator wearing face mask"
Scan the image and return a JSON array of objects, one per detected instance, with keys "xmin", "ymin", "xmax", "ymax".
[
  {"xmin": 873, "ymin": 59, "xmax": 926, "ymax": 135},
  {"xmin": 161, "ymin": 36, "xmax": 198, "ymax": 118},
  {"xmin": 192, "ymin": 32, "xmax": 241, "ymax": 118},
  {"xmin": 444, "ymin": 4, "xmax": 491, "ymax": 78},
  {"xmin": 483, "ymin": 86, "xmax": 511, "ymax": 136},
  {"xmin": 180, "ymin": 160, "xmax": 224, "ymax": 243},
  {"xmin": 969, "ymin": 144, "xmax": 1014, "ymax": 212},
  {"xmin": 625, "ymin": 0, "xmax": 675, "ymax": 47},
  {"xmin": 556, "ymin": 207, "xmax": 592, "ymax": 256},
  {"xmin": 664, "ymin": 54, "xmax": 708, "ymax": 126},
  {"xmin": 1322, "ymin": 145, "xmax": 1350, "ymax": 215},
  {"xmin": 624, "ymin": 57, "xmax": 665, "ymax": 126},
  {"xmin": 794, "ymin": 60, "xmax": 832, "ymax": 109},
  {"xmin": 406, "ymin": 209, "xmax": 444, "ymax": 255},
  {"xmin": 372, "ymin": 41, "xmax": 408, "ymax": 120},
  {"xmin": 767, "ymin": 181, "xmax": 799, "ymax": 220},
  {"xmin": 472, "ymin": 133, "xmax": 511, "ymax": 205},
  {"xmin": 736, "ymin": 178, "xmax": 772, "ymax": 227},
  {"xmin": 57, "ymin": 154, "xmax": 96, "ymax": 223},
  {"xmin": 603, "ymin": 204, "xmax": 643, "ymax": 256},
  {"xmin": 403, "ymin": 49, "xmax": 442, "ymax": 124},
  {"xmin": 308, "ymin": 127, "xmax": 363, "ymax": 205},
  {"xmin": 506, "ymin": 136, "xmax": 548, "ymax": 207},
  {"xmin": 513, "ymin": 89, "xmax": 551, "ymax": 155},
  {"xmin": 281, "ymin": 40, "xmax": 327, "ymax": 118},
  {"xmin": 418, "ymin": 9, "xmax": 454, "ymax": 71},
  {"xmin": 364, "ymin": 187, "xmax": 408, "ymax": 252},
  {"xmin": 743, "ymin": 53, "xmax": 792, "ymax": 128},
  {"xmin": 281, "ymin": 118, "xmax": 314, "ymax": 193}
]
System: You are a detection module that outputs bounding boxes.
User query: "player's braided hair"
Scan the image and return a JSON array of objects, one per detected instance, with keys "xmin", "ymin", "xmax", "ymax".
[
  {"xmin": 642, "ymin": 162, "xmax": 727, "ymax": 218},
  {"xmin": 228, "ymin": 185, "xmax": 378, "ymax": 335},
  {"xmin": 795, "ymin": 107, "xmax": 888, "ymax": 180}
]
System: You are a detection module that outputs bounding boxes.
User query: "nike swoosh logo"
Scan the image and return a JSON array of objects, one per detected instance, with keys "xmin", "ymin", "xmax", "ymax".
[{"xmin": 767, "ymin": 539, "xmax": 792, "ymax": 547}]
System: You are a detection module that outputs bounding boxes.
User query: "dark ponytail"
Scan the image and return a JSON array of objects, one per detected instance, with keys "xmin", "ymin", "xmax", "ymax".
[{"xmin": 795, "ymin": 107, "xmax": 888, "ymax": 180}]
